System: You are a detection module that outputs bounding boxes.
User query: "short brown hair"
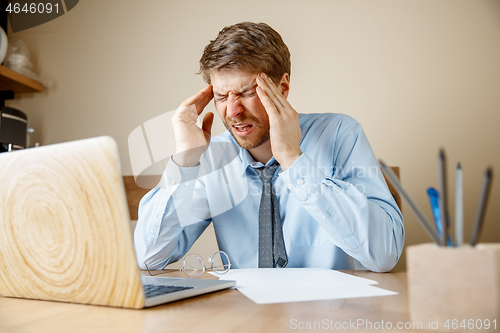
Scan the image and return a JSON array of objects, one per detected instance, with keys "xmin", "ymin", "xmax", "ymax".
[{"xmin": 199, "ymin": 22, "xmax": 291, "ymax": 84}]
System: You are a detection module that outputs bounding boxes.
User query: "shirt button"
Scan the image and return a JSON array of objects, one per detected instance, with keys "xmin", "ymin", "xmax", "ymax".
[
  {"xmin": 297, "ymin": 179, "xmax": 304, "ymax": 185},
  {"xmin": 169, "ymin": 178, "xmax": 177, "ymax": 185},
  {"xmin": 184, "ymin": 181, "xmax": 190, "ymax": 187},
  {"xmin": 287, "ymin": 184, "xmax": 293, "ymax": 190}
]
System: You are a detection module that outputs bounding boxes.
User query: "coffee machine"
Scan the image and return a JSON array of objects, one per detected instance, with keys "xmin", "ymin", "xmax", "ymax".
[{"xmin": 0, "ymin": 105, "xmax": 29, "ymax": 152}]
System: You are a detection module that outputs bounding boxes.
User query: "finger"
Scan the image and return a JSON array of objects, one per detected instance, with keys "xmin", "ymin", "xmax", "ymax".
[
  {"xmin": 256, "ymin": 86, "xmax": 280, "ymax": 120},
  {"xmin": 196, "ymin": 90, "xmax": 214, "ymax": 114},
  {"xmin": 259, "ymin": 74, "xmax": 297, "ymax": 119},
  {"xmin": 180, "ymin": 85, "xmax": 213, "ymax": 109},
  {"xmin": 181, "ymin": 88, "xmax": 213, "ymax": 116},
  {"xmin": 262, "ymin": 74, "xmax": 292, "ymax": 111},
  {"xmin": 256, "ymin": 75, "xmax": 286, "ymax": 112},
  {"xmin": 201, "ymin": 112, "xmax": 214, "ymax": 135}
]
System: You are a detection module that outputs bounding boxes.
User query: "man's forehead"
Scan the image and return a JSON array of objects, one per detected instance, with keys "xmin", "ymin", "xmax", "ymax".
[
  {"xmin": 211, "ymin": 71, "xmax": 258, "ymax": 95},
  {"xmin": 213, "ymin": 82, "xmax": 257, "ymax": 96}
]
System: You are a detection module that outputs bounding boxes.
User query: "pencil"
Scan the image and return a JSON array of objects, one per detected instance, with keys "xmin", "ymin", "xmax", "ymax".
[
  {"xmin": 379, "ymin": 160, "xmax": 440, "ymax": 245},
  {"xmin": 437, "ymin": 149, "xmax": 449, "ymax": 246},
  {"xmin": 469, "ymin": 168, "xmax": 493, "ymax": 246},
  {"xmin": 454, "ymin": 163, "xmax": 463, "ymax": 246}
]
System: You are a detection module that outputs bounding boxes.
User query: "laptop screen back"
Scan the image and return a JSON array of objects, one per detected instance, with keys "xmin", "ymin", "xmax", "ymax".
[{"xmin": 0, "ymin": 137, "xmax": 145, "ymax": 308}]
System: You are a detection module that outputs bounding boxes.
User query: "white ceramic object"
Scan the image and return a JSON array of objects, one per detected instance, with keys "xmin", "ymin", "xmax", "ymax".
[{"xmin": 0, "ymin": 27, "xmax": 7, "ymax": 65}]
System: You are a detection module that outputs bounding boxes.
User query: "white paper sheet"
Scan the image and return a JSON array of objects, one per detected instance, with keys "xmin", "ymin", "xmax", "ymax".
[{"xmin": 212, "ymin": 268, "xmax": 398, "ymax": 304}]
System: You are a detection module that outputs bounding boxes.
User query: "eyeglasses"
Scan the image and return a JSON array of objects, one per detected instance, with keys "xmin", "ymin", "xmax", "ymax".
[{"xmin": 144, "ymin": 251, "xmax": 231, "ymax": 278}]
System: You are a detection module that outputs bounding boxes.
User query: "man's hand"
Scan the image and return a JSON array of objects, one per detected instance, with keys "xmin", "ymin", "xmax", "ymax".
[
  {"xmin": 172, "ymin": 85, "xmax": 214, "ymax": 167},
  {"xmin": 256, "ymin": 73, "xmax": 302, "ymax": 170}
]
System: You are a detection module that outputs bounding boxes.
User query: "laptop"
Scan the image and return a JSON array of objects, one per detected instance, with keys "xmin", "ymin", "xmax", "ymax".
[{"xmin": 0, "ymin": 136, "xmax": 235, "ymax": 309}]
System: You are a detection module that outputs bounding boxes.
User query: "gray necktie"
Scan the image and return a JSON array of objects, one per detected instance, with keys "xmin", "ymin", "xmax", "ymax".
[{"xmin": 254, "ymin": 162, "xmax": 288, "ymax": 268}]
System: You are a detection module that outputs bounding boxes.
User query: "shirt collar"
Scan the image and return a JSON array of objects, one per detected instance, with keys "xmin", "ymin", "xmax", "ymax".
[{"xmin": 237, "ymin": 147, "xmax": 279, "ymax": 176}]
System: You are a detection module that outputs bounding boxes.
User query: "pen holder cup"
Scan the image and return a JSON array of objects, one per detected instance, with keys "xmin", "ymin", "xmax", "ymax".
[{"xmin": 407, "ymin": 243, "xmax": 500, "ymax": 332}]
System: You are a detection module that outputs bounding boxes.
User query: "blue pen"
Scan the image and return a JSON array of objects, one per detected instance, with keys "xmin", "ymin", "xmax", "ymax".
[{"xmin": 427, "ymin": 188, "xmax": 452, "ymax": 246}]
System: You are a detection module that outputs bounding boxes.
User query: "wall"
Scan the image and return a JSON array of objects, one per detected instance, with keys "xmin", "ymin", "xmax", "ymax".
[{"xmin": 8, "ymin": 0, "xmax": 500, "ymax": 270}]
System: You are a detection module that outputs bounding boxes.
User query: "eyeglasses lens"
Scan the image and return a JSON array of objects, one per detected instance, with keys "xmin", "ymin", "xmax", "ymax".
[
  {"xmin": 183, "ymin": 254, "xmax": 205, "ymax": 278},
  {"xmin": 211, "ymin": 251, "xmax": 230, "ymax": 274}
]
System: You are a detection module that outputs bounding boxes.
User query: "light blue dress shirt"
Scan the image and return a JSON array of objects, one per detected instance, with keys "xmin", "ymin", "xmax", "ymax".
[{"xmin": 134, "ymin": 113, "xmax": 404, "ymax": 272}]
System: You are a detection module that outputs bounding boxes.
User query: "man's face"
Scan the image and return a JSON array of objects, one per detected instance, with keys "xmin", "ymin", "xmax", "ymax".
[{"xmin": 211, "ymin": 70, "xmax": 270, "ymax": 150}]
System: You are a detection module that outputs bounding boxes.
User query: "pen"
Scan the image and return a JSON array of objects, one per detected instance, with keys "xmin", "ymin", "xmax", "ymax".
[
  {"xmin": 469, "ymin": 168, "xmax": 493, "ymax": 246},
  {"xmin": 437, "ymin": 149, "xmax": 449, "ymax": 246},
  {"xmin": 427, "ymin": 188, "xmax": 452, "ymax": 246},
  {"xmin": 379, "ymin": 160, "xmax": 440, "ymax": 245},
  {"xmin": 455, "ymin": 163, "xmax": 463, "ymax": 246}
]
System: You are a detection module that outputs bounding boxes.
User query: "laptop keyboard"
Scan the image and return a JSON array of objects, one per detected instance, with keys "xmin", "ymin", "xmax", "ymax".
[{"xmin": 143, "ymin": 284, "xmax": 194, "ymax": 298}]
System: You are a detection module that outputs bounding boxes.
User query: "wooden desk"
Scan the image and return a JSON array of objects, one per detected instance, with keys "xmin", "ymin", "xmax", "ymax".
[{"xmin": 0, "ymin": 270, "xmax": 431, "ymax": 333}]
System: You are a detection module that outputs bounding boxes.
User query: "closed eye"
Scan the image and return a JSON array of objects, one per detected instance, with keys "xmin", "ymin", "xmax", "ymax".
[{"xmin": 242, "ymin": 92, "xmax": 256, "ymax": 98}]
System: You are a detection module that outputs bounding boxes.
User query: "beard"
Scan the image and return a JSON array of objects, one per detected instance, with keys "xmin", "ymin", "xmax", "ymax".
[{"xmin": 223, "ymin": 113, "xmax": 270, "ymax": 150}]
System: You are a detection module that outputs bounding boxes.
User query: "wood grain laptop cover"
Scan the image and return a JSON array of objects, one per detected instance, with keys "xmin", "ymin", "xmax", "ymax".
[{"xmin": 0, "ymin": 137, "xmax": 146, "ymax": 308}]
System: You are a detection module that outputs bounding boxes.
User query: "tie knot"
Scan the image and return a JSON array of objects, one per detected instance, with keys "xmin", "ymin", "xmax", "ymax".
[{"xmin": 254, "ymin": 162, "xmax": 279, "ymax": 182}]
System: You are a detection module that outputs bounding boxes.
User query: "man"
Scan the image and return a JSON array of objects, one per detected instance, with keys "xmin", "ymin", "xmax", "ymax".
[{"xmin": 134, "ymin": 22, "xmax": 404, "ymax": 272}]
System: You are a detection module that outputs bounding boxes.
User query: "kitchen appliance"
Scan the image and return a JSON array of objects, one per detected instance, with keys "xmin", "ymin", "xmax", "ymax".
[{"xmin": 0, "ymin": 106, "xmax": 28, "ymax": 152}]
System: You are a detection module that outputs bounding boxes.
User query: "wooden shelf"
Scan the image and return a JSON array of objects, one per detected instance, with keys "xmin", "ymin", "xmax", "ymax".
[{"xmin": 0, "ymin": 65, "xmax": 43, "ymax": 93}]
